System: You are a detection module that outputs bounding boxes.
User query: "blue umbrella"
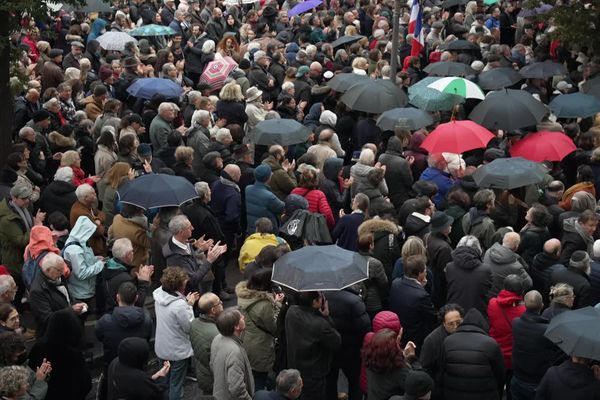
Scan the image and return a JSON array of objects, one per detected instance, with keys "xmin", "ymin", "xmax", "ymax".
[
  {"xmin": 117, "ymin": 174, "xmax": 198, "ymax": 210},
  {"xmin": 126, "ymin": 78, "xmax": 184, "ymax": 100},
  {"xmin": 549, "ymin": 92, "xmax": 600, "ymax": 118},
  {"xmin": 288, "ymin": 0, "xmax": 323, "ymax": 17},
  {"xmin": 272, "ymin": 245, "xmax": 369, "ymax": 291},
  {"xmin": 129, "ymin": 24, "xmax": 176, "ymax": 37}
]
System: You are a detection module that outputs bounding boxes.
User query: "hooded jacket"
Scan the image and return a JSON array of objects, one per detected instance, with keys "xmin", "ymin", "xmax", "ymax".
[
  {"xmin": 64, "ymin": 216, "xmax": 105, "ymax": 300},
  {"xmin": 420, "ymin": 167, "xmax": 453, "ymax": 207},
  {"xmin": 484, "ymin": 243, "xmax": 532, "ymax": 299},
  {"xmin": 358, "ymin": 219, "xmax": 402, "ymax": 281},
  {"xmin": 487, "ymin": 290, "xmax": 525, "ymax": 369},
  {"xmin": 262, "ymin": 155, "xmax": 297, "ymax": 200},
  {"xmin": 461, "ymin": 207, "xmax": 496, "ymax": 251},
  {"xmin": 442, "ymin": 309, "xmax": 505, "ymax": 400},
  {"xmin": 320, "ymin": 158, "xmax": 348, "ymax": 220},
  {"xmin": 350, "ymin": 162, "xmax": 388, "ymax": 199},
  {"xmin": 530, "ymin": 251, "xmax": 562, "ymax": 304},
  {"xmin": 560, "ymin": 217, "xmax": 594, "ymax": 265},
  {"xmin": 446, "ymin": 245, "xmax": 492, "ymax": 314},
  {"xmin": 238, "ymin": 233, "xmax": 286, "ymax": 271},
  {"xmin": 290, "ymin": 187, "xmax": 335, "ymax": 229},
  {"xmin": 69, "ymin": 200, "xmax": 107, "ymax": 256},
  {"xmin": 245, "ymin": 181, "xmax": 285, "ymax": 234},
  {"xmin": 153, "ymin": 286, "xmax": 194, "ymax": 361},
  {"xmin": 107, "ymin": 337, "xmax": 167, "ymax": 400},
  {"xmin": 39, "ymin": 179, "xmax": 77, "ymax": 218},
  {"xmin": 81, "ymin": 95, "xmax": 104, "ymax": 121},
  {"xmin": 535, "ymin": 359, "xmax": 600, "ymax": 400},
  {"xmin": 95, "ymin": 305, "xmax": 153, "ymax": 366},
  {"xmin": 511, "ymin": 310, "xmax": 554, "ymax": 384}
]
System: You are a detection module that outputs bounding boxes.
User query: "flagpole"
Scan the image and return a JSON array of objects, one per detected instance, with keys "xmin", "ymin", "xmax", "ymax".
[{"xmin": 390, "ymin": 0, "xmax": 403, "ymax": 84}]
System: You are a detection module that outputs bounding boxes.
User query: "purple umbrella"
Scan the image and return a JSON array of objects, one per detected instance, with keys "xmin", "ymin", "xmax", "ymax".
[
  {"xmin": 288, "ymin": 0, "xmax": 323, "ymax": 17},
  {"xmin": 518, "ymin": 3, "xmax": 552, "ymax": 17},
  {"xmin": 535, "ymin": 3, "xmax": 553, "ymax": 14}
]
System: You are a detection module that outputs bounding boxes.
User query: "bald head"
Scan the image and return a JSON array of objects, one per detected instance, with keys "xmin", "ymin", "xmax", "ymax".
[
  {"xmin": 198, "ymin": 292, "xmax": 221, "ymax": 315},
  {"xmin": 524, "ymin": 290, "xmax": 543, "ymax": 312},
  {"xmin": 502, "ymin": 231, "xmax": 521, "ymax": 251},
  {"xmin": 543, "ymin": 238, "xmax": 561, "ymax": 258},
  {"xmin": 319, "ymin": 129, "xmax": 334, "ymax": 142},
  {"xmin": 224, "ymin": 164, "xmax": 241, "ymax": 183}
]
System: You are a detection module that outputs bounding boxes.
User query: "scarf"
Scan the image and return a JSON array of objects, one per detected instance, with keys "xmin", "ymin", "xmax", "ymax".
[
  {"xmin": 574, "ymin": 221, "xmax": 595, "ymax": 255},
  {"xmin": 9, "ymin": 201, "xmax": 33, "ymax": 231}
]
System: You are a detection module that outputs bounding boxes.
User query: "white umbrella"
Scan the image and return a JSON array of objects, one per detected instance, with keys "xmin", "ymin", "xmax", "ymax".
[
  {"xmin": 96, "ymin": 31, "xmax": 138, "ymax": 51},
  {"xmin": 427, "ymin": 77, "xmax": 485, "ymax": 100}
]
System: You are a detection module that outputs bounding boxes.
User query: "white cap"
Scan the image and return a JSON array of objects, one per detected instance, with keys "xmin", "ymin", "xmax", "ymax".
[{"xmin": 556, "ymin": 81, "xmax": 572, "ymax": 91}]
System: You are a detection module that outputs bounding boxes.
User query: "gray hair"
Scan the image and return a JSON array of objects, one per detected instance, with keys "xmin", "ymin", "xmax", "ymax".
[
  {"xmin": 112, "ymin": 238, "xmax": 133, "ymax": 260},
  {"xmin": 40, "ymin": 252, "xmax": 65, "ymax": 272},
  {"xmin": 275, "ymin": 369, "xmax": 302, "ymax": 395},
  {"xmin": 192, "ymin": 109, "xmax": 211, "ymax": 125},
  {"xmin": 75, "ymin": 184, "xmax": 95, "ymax": 201},
  {"xmin": 473, "ymin": 189, "xmax": 495, "ymax": 210},
  {"xmin": 54, "ymin": 166, "xmax": 74, "ymax": 183},
  {"xmin": 0, "ymin": 275, "xmax": 15, "ymax": 296},
  {"xmin": 281, "ymin": 81, "xmax": 295, "ymax": 92},
  {"xmin": 187, "ymin": 90, "xmax": 202, "ymax": 105},
  {"xmin": 18, "ymin": 127, "xmax": 35, "ymax": 139},
  {"xmin": 457, "ymin": 235, "xmax": 482, "ymax": 256},
  {"xmin": 168, "ymin": 214, "xmax": 190, "ymax": 235},
  {"xmin": 0, "ymin": 366, "xmax": 30, "ymax": 398},
  {"xmin": 358, "ymin": 148, "xmax": 375, "ymax": 166},
  {"xmin": 158, "ymin": 102, "xmax": 175, "ymax": 114},
  {"xmin": 162, "ymin": 62, "xmax": 176, "ymax": 75},
  {"xmin": 194, "ymin": 181, "xmax": 210, "ymax": 200}
]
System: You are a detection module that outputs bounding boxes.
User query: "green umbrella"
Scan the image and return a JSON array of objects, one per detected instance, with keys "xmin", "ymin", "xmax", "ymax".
[
  {"xmin": 129, "ymin": 24, "xmax": 176, "ymax": 37},
  {"xmin": 427, "ymin": 77, "xmax": 485, "ymax": 99},
  {"xmin": 483, "ymin": 0, "xmax": 498, "ymax": 4}
]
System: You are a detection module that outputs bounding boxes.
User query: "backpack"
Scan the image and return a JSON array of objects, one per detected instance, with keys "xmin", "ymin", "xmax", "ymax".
[
  {"xmin": 60, "ymin": 241, "xmax": 85, "ymax": 270},
  {"xmin": 22, "ymin": 250, "xmax": 50, "ymax": 289}
]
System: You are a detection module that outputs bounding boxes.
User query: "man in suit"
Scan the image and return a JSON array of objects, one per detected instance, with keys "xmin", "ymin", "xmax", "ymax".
[{"xmin": 389, "ymin": 255, "xmax": 437, "ymax": 354}]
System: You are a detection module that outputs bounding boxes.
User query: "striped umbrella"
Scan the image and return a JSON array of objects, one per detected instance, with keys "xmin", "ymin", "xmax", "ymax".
[
  {"xmin": 427, "ymin": 77, "xmax": 485, "ymax": 99},
  {"xmin": 129, "ymin": 24, "xmax": 176, "ymax": 37},
  {"xmin": 200, "ymin": 57, "xmax": 238, "ymax": 91}
]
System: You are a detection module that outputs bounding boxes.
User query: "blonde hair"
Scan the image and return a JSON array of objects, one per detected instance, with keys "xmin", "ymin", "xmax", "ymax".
[
  {"xmin": 60, "ymin": 150, "xmax": 80, "ymax": 167},
  {"xmin": 219, "ymin": 81, "xmax": 244, "ymax": 102},
  {"xmin": 175, "ymin": 146, "xmax": 194, "ymax": 164},
  {"xmin": 549, "ymin": 283, "xmax": 574, "ymax": 305},
  {"xmin": 105, "ymin": 162, "xmax": 131, "ymax": 189},
  {"xmin": 352, "ymin": 57, "xmax": 368, "ymax": 70},
  {"xmin": 64, "ymin": 67, "xmax": 81, "ymax": 81},
  {"xmin": 401, "ymin": 236, "xmax": 426, "ymax": 264}
]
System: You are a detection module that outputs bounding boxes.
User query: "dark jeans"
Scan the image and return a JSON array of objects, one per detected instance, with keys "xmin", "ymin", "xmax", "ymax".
[
  {"xmin": 327, "ymin": 348, "xmax": 362, "ymax": 400},
  {"xmin": 301, "ymin": 374, "xmax": 327, "ymax": 400},
  {"xmin": 161, "ymin": 358, "xmax": 188, "ymax": 400},
  {"xmin": 510, "ymin": 376, "xmax": 537, "ymax": 400},
  {"xmin": 252, "ymin": 370, "xmax": 274, "ymax": 391}
]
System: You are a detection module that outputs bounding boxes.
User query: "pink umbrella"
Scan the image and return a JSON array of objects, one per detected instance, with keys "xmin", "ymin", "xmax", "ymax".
[
  {"xmin": 200, "ymin": 56, "xmax": 238, "ymax": 91},
  {"xmin": 510, "ymin": 131, "xmax": 577, "ymax": 162}
]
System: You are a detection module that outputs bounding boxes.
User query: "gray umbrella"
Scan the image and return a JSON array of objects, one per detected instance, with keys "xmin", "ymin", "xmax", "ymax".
[
  {"xmin": 472, "ymin": 157, "xmax": 547, "ymax": 189},
  {"xmin": 326, "ymin": 73, "xmax": 368, "ymax": 92},
  {"xmin": 424, "ymin": 61, "xmax": 475, "ymax": 77},
  {"xmin": 376, "ymin": 107, "xmax": 434, "ymax": 131},
  {"xmin": 247, "ymin": 119, "xmax": 311, "ymax": 146},
  {"xmin": 519, "ymin": 61, "xmax": 568, "ymax": 79},
  {"xmin": 331, "ymin": 35, "xmax": 366, "ymax": 49},
  {"xmin": 477, "ymin": 68, "xmax": 523, "ymax": 90},
  {"xmin": 62, "ymin": 0, "xmax": 113, "ymax": 13},
  {"xmin": 341, "ymin": 79, "xmax": 408, "ymax": 114},
  {"xmin": 544, "ymin": 307, "xmax": 600, "ymax": 360}
]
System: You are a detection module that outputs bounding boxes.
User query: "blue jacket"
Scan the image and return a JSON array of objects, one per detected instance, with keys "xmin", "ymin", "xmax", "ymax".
[
  {"xmin": 420, "ymin": 167, "xmax": 453, "ymax": 207},
  {"xmin": 245, "ymin": 182, "xmax": 285, "ymax": 234},
  {"xmin": 210, "ymin": 172, "xmax": 242, "ymax": 234},
  {"xmin": 331, "ymin": 212, "xmax": 364, "ymax": 252}
]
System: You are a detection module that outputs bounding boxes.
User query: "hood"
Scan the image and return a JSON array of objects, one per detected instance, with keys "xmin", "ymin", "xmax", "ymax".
[
  {"xmin": 458, "ymin": 308, "xmax": 489, "ymax": 334},
  {"xmin": 48, "ymin": 131, "xmax": 76, "ymax": 147},
  {"xmin": 45, "ymin": 308, "xmax": 83, "ymax": 346},
  {"xmin": 90, "ymin": 18, "xmax": 108, "ymax": 37},
  {"xmin": 25, "ymin": 225, "xmax": 59, "ymax": 260},
  {"xmin": 303, "ymin": 102, "xmax": 322, "ymax": 128},
  {"xmin": 81, "ymin": 95, "xmax": 100, "ymax": 106},
  {"xmin": 459, "ymin": 175, "xmax": 479, "ymax": 193},
  {"xmin": 319, "ymin": 110, "xmax": 337, "ymax": 127},
  {"xmin": 235, "ymin": 280, "xmax": 271, "ymax": 304},
  {"xmin": 231, "ymin": 69, "xmax": 245, "ymax": 79},
  {"xmin": 118, "ymin": 337, "xmax": 149, "ymax": 370},
  {"xmin": 323, "ymin": 157, "xmax": 343, "ymax": 181},
  {"xmin": 494, "ymin": 290, "xmax": 524, "ymax": 307},
  {"xmin": 351, "ymin": 162, "xmax": 374, "ymax": 180},
  {"xmin": 386, "ymin": 136, "xmax": 404, "ymax": 154},
  {"xmin": 420, "ymin": 166, "xmax": 448, "ymax": 181},
  {"xmin": 106, "ymin": 257, "xmax": 128, "ymax": 271},
  {"xmin": 532, "ymin": 251, "xmax": 560, "ymax": 271},
  {"xmin": 407, "ymin": 131, "xmax": 427, "ymax": 153},
  {"xmin": 67, "ymin": 215, "xmax": 97, "ymax": 244},
  {"xmin": 152, "ymin": 286, "xmax": 183, "ymax": 307},
  {"xmin": 286, "ymin": 42, "xmax": 300, "ymax": 54},
  {"xmin": 467, "ymin": 207, "xmax": 487, "ymax": 226},
  {"xmin": 372, "ymin": 310, "xmax": 401, "ymax": 333},
  {"xmin": 358, "ymin": 218, "xmax": 400, "ymax": 236},
  {"xmin": 487, "ymin": 242, "xmax": 518, "ymax": 265},
  {"xmin": 563, "ymin": 217, "xmax": 579, "ymax": 234},
  {"xmin": 451, "ymin": 246, "xmax": 482, "ymax": 270},
  {"xmin": 112, "ymin": 306, "xmax": 147, "ymax": 328}
]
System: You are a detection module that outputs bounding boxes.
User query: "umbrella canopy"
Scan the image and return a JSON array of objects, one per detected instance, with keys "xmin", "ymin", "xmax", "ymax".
[
  {"xmin": 117, "ymin": 174, "xmax": 199, "ymax": 210},
  {"xmin": 421, "ymin": 120, "xmax": 494, "ymax": 154},
  {"xmin": 200, "ymin": 57, "xmax": 238, "ymax": 90},
  {"xmin": 510, "ymin": 131, "xmax": 577, "ymax": 162},
  {"xmin": 271, "ymin": 245, "xmax": 369, "ymax": 291},
  {"xmin": 441, "ymin": 0, "xmax": 468, "ymax": 8},
  {"xmin": 477, "ymin": 68, "xmax": 523, "ymax": 90},
  {"xmin": 469, "ymin": 89, "xmax": 548, "ymax": 131},
  {"xmin": 427, "ymin": 77, "xmax": 485, "ymax": 99},
  {"xmin": 62, "ymin": 0, "xmax": 112, "ymax": 13},
  {"xmin": 96, "ymin": 31, "xmax": 138, "ymax": 51},
  {"xmin": 409, "ymin": 78, "xmax": 464, "ymax": 112},
  {"xmin": 326, "ymin": 73, "xmax": 368, "ymax": 92},
  {"xmin": 519, "ymin": 61, "xmax": 568, "ymax": 79},
  {"xmin": 549, "ymin": 92, "xmax": 600, "ymax": 118},
  {"xmin": 288, "ymin": 0, "xmax": 323, "ymax": 17},
  {"xmin": 341, "ymin": 79, "xmax": 408, "ymax": 113},
  {"xmin": 126, "ymin": 78, "xmax": 184, "ymax": 100},
  {"xmin": 247, "ymin": 119, "xmax": 311, "ymax": 146},
  {"xmin": 518, "ymin": 3, "xmax": 553, "ymax": 17},
  {"xmin": 376, "ymin": 108, "xmax": 434, "ymax": 131},
  {"xmin": 472, "ymin": 157, "xmax": 547, "ymax": 189},
  {"xmin": 443, "ymin": 40, "xmax": 480, "ymax": 51},
  {"xmin": 545, "ymin": 307, "xmax": 600, "ymax": 360},
  {"xmin": 424, "ymin": 61, "xmax": 475, "ymax": 77},
  {"xmin": 331, "ymin": 35, "xmax": 365, "ymax": 49},
  {"xmin": 129, "ymin": 24, "xmax": 176, "ymax": 37}
]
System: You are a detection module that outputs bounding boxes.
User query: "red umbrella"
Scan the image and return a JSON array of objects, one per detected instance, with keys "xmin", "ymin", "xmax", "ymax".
[
  {"xmin": 510, "ymin": 131, "xmax": 577, "ymax": 162},
  {"xmin": 200, "ymin": 56, "xmax": 238, "ymax": 91},
  {"xmin": 421, "ymin": 120, "xmax": 494, "ymax": 154}
]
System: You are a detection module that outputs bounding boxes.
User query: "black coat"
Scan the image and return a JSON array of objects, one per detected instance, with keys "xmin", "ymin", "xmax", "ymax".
[
  {"xmin": 28, "ymin": 309, "xmax": 92, "ymax": 400},
  {"xmin": 216, "ymin": 100, "xmax": 248, "ymax": 127},
  {"xmin": 358, "ymin": 219, "xmax": 402, "ymax": 283},
  {"xmin": 518, "ymin": 225, "xmax": 551, "ymax": 267},
  {"xmin": 182, "ymin": 201, "xmax": 226, "ymax": 242},
  {"xmin": 389, "ymin": 277, "xmax": 437, "ymax": 352},
  {"xmin": 550, "ymin": 265, "xmax": 592, "ymax": 309},
  {"xmin": 29, "ymin": 272, "xmax": 71, "ymax": 337},
  {"xmin": 173, "ymin": 161, "xmax": 199, "ymax": 184},
  {"xmin": 535, "ymin": 359, "xmax": 600, "ymax": 400},
  {"xmin": 420, "ymin": 325, "xmax": 448, "ymax": 398},
  {"xmin": 38, "ymin": 180, "xmax": 77, "ymax": 218},
  {"xmin": 445, "ymin": 246, "xmax": 492, "ymax": 315},
  {"xmin": 425, "ymin": 232, "xmax": 453, "ymax": 309},
  {"xmin": 442, "ymin": 309, "xmax": 505, "ymax": 400},
  {"xmin": 530, "ymin": 251, "xmax": 562, "ymax": 305},
  {"xmin": 511, "ymin": 310, "xmax": 554, "ymax": 384},
  {"xmin": 378, "ymin": 147, "xmax": 413, "ymax": 209},
  {"xmin": 102, "ymin": 261, "xmax": 150, "ymax": 311},
  {"xmin": 403, "ymin": 214, "xmax": 430, "ymax": 239},
  {"xmin": 327, "ymin": 288, "xmax": 371, "ymax": 350},
  {"xmin": 162, "ymin": 239, "xmax": 212, "ymax": 293},
  {"xmin": 560, "ymin": 218, "xmax": 590, "ymax": 265}
]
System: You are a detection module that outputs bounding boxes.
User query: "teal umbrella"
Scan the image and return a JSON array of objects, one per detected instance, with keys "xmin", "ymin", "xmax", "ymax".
[
  {"xmin": 129, "ymin": 24, "xmax": 176, "ymax": 37},
  {"xmin": 409, "ymin": 80, "xmax": 464, "ymax": 112},
  {"xmin": 549, "ymin": 93, "xmax": 600, "ymax": 118}
]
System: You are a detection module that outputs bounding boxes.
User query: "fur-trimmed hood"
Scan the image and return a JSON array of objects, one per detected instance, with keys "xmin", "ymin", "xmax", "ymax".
[
  {"xmin": 358, "ymin": 217, "xmax": 400, "ymax": 236},
  {"xmin": 235, "ymin": 280, "xmax": 274, "ymax": 308},
  {"xmin": 48, "ymin": 131, "xmax": 77, "ymax": 147}
]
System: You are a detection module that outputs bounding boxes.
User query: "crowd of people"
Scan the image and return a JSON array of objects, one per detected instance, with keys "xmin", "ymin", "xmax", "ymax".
[{"xmin": 2, "ymin": 0, "xmax": 600, "ymax": 399}]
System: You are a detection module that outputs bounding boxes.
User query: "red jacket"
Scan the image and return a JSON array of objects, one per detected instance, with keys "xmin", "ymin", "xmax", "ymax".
[
  {"xmin": 290, "ymin": 187, "xmax": 335, "ymax": 228},
  {"xmin": 487, "ymin": 290, "xmax": 525, "ymax": 369}
]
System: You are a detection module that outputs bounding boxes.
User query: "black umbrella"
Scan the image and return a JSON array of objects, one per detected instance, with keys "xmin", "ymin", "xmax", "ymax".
[
  {"xmin": 63, "ymin": 0, "xmax": 113, "ymax": 13},
  {"xmin": 326, "ymin": 72, "xmax": 368, "ymax": 92},
  {"xmin": 469, "ymin": 89, "xmax": 548, "ymax": 131},
  {"xmin": 519, "ymin": 61, "xmax": 568, "ymax": 79},
  {"xmin": 477, "ymin": 67, "xmax": 523, "ymax": 90},
  {"xmin": 117, "ymin": 173, "xmax": 198, "ymax": 210},
  {"xmin": 340, "ymin": 79, "xmax": 408, "ymax": 113},
  {"xmin": 443, "ymin": 40, "xmax": 480, "ymax": 51},
  {"xmin": 376, "ymin": 107, "xmax": 434, "ymax": 131},
  {"xmin": 441, "ymin": 0, "xmax": 468, "ymax": 7},
  {"xmin": 247, "ymin": 119, "xmax": 311, "ymax": 146},
  {"xmin": 472, "ymin": 157, "xmax": 547, "ymax": 189},
  {"xmin": 331, "ymin": 35, "xmax": 366, "ymax": 49},
  {"xmin": 271, "ymin": 245, "xmax": 369, "ymax": 291},
  {"xmin": 545, "ymin": 307, "xmax": 600, "ymax": 360},
  {"xmin": 424, "ymin": 61, "xmax": 475, "ymax": 77}
]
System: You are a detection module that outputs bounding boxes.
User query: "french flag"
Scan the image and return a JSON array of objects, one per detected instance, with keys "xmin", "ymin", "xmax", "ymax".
[{"xmin": 408, "ymin": 0, "xmax": 425, "ymax": 57}]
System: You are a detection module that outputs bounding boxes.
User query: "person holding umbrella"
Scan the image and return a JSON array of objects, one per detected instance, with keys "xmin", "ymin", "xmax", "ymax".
[{"xmin": 535, "ymin": 354, "xmax": 600, "ymax": 399}]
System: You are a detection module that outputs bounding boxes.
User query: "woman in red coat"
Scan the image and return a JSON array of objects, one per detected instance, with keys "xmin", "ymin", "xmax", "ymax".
[{"xmin": 291, "ymin": 166, "xmax": 335, "ymax": 228}]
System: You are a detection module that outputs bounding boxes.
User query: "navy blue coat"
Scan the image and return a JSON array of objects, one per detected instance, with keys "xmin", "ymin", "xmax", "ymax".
[
  {"xmin": 245, "ymin": 181, "xmax": 285, "ymax": 234},
  {"xmin": 331, "ymin": 212, "xmax": 365, "ymax": 252},
  {"xmin": 210, "ymin": 173, "xmax": 241, "ymax": 234}
]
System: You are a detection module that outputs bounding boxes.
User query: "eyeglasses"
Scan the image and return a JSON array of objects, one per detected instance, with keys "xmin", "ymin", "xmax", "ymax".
[{"xmin": 211, "ymin": 301, "xmax": 223, "ymax": 308}]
